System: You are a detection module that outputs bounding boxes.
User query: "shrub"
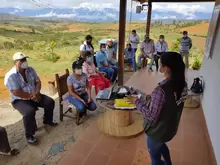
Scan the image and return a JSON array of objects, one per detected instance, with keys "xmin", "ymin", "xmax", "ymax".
[
  {"xmin": 3, "ymin": 42, "xmax": 14, "ymax": 49},
  {"xmin": 14, "ymin": 39, "xmax": 34, "ymax": 50},
  {"xmin": 192, "ymin": 56, "xmax": 202, "ymax": 70},
  {"xmin": 170, "ymin": 38, "xmax": 180, "ymax": 52},
  {"xmin": 42, "ymin": 41, "xmax": 60, "ymax": 62}
]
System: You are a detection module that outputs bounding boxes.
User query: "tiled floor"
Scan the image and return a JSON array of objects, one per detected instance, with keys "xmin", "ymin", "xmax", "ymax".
[
  {"xmin": 58, "ymin": 106, "xmax": 213, "ymax": 165},
  {"xmin": 58, "ymin": 70, "xmax": 213, "ymax": 165}
]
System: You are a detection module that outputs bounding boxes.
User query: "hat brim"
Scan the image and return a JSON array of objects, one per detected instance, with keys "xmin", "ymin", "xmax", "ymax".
[{"xmin": 14, "ymin": 56, "xmax": 29, "ymax": 61}]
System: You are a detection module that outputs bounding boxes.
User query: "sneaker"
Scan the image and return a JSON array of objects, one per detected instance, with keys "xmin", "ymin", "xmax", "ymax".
[
  {"xmin": 43, "ymin": 121, "xmax": 58, "ymax": 126},
  {"xmin": 26, "ymin": 136, "xmax": 37, "ymax": 145},
  {"xmin": 149, "ymin": 67, "xmax": 154, "ymax": 72},
  {"xmin": 0, "ymin": 149, "xmax": 19, "ymax": 156}
]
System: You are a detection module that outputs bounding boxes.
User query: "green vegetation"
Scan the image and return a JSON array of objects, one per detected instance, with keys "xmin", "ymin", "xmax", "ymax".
[
  {"xmin": 192, "ymin": 56, "xmax": 202, "ymax": 70},
  {"xmin": 0, "ymin": 19, "xmax": 208, "ymax": 77}
]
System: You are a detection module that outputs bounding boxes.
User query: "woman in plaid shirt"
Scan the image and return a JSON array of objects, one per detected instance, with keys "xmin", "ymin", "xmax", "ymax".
[{"xmin": 127, "ymin": 52, "xmax": 188, "ymax": 165}]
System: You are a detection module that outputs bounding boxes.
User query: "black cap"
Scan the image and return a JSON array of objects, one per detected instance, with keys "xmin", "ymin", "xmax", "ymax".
[{"xmin": 72, "ymin": 60, "xmax": 82, "ymax": 69}]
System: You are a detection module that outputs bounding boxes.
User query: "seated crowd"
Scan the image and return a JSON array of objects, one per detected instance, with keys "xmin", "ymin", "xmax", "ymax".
[{"xmin": 1, "ymin": 31, "xmax": 169, "ymax": 156}]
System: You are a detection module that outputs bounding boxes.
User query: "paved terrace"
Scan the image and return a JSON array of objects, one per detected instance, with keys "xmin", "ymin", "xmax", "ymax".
[{"xmin": 0, "ymin": 70, "xmax": 215, "ymax": 165}]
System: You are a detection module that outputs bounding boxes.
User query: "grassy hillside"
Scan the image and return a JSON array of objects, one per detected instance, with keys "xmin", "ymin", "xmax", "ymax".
[{"xmin": 0, "ymin": 20, "xmax": 209, "ymax": 77}]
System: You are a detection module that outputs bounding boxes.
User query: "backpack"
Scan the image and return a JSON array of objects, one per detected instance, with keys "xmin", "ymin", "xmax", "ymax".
[{"xmin": 190, "ymin": 77, "xmax": 203, "ymax": 94}]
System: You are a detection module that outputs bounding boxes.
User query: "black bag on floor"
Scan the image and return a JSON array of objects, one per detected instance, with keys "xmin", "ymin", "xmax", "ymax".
[{"xmin": 190, "ymin": 77, "xmax": 203, "ymax": 94}]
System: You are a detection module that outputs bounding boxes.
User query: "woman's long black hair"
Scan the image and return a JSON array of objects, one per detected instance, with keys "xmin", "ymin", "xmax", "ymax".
[{"xmin": 160, "ymin": 52, "xmax": 186, "ymax": 100}]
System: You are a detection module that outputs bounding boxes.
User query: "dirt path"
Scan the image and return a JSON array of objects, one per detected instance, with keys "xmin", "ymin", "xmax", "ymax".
[{"xmin": 0, "ymin": 70, "xmax": 134, "ymax": 165}]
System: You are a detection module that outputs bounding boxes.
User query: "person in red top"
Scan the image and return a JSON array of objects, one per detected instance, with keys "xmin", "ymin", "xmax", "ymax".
[{"xmin": 82, "ymin": 51, "xmax": 110, "ymax": 94}]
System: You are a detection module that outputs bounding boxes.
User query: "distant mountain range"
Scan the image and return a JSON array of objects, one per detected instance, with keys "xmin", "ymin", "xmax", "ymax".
[{"xmin": 0, "ymin": 7, "xmax": 212, "ymax": 22}]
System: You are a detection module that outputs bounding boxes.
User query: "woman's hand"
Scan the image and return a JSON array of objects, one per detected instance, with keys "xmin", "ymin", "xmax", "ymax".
[
  {"xmin": 125, "ymin": 95, "xmax": 138, "ymax": 104},
  {"xmin": 80, "ymin": 99, "xmax": 87, "ymax": 105}
]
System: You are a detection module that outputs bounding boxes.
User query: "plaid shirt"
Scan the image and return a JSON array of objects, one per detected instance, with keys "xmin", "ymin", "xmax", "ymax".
[
  {"xmin": 4, "ymin": 66, "xmax": 40, "ymax": 101},
  {"xmin": 135, "ymin": 79, "xmax": 188, "ymax": 123},
  {"xmin": 135, "ymin": 86, "xmax": 165, "ymax": 123}
]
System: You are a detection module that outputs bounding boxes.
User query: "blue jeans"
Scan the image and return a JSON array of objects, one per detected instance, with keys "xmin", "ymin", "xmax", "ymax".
[
  {"xmin": 68, "ymin": 93, "xmax": 97, "ymax": 113},
  {"xmin": 127, "ymin": 58, "xmax": 136, "ymax": 71},
  {"xmin": 146, "ymin": 136, "xmax": 172, "ymax": 165},
  {"xmin": 99, "ymin": 66, "xmax": 118, "ymax": 82}
]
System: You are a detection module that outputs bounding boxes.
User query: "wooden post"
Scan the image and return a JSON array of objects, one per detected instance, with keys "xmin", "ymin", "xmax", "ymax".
[
  {"xmin": 118, "ymin": 0, "xmax": 127, "ymax": 86},
  {"xmin": 146, "ymin": 1, "xmax": 152, "ymax": 35}
]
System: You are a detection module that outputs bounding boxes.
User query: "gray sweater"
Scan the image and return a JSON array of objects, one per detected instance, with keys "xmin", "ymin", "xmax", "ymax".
[{"xmin": 180, "ymin": 37, "xmax": 192, "ymax": 53}]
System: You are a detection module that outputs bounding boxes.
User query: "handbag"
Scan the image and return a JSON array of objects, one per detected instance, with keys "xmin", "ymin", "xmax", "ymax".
[{"xmin": 190, "ymin": 77, "xmax": 203, "ymax": 94}]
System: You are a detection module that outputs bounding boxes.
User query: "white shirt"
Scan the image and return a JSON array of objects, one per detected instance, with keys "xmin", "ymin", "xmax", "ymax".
[
  {"xmin": 140, "ymin": 40, "xmax": 154, "ymax": 54},
  {"xmin": 129, "ymin": 34, "xmax": 140, "ymax": 49},
  {"xmin": 80, "ymin": 41, "xmax": 93, "ymax": 52},
  {"xmin": 155, "ymin": 41, "xmax": 168, "ymax": 53}
]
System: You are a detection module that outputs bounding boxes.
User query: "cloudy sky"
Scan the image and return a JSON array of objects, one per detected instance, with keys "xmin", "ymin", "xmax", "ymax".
[
  {"xmin": 0, "ymin": 0, "xmax": 215, "ymax": 20},
  {"xmin": 1, "ymin": 0, "xmax": 215, "ymax": 12}
]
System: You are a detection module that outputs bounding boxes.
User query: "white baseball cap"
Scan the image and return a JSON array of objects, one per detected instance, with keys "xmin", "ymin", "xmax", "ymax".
[{"xmin": 13, "ymin": 52, "xmax": 29, "ymax": 61}]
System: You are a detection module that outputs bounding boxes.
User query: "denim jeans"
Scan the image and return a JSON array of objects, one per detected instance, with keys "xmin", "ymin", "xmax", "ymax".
[
  {"xmin": 126, "ymin": 58, "xmax": 136, "ymax": 71},
  {"xmin": 146, "ymin": 136, "xmax": 172, "ymax": 165},
  {"xmin": 99, "ymin": 66, "xmax": 118, "ymax": 82},
  {"xmin": 68, "ymin": 93, "xmax": 97, "ymax": 113}
]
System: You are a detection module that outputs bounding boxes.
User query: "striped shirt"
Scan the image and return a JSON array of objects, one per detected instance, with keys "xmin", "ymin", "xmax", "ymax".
[
  {"xmin": 4, "ymin": 66, "xmax": 40, "ymax": 101},
  {"xmin": 180, "ymin": 37, "xmax": 192, "ymax": 53}
]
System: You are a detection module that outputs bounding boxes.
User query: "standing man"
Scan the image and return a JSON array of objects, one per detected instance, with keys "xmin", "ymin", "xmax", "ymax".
[
  {"xmin": 138, "ymin": 34, "xmax": 155, "ymax": 71},
  {"xmin": 155, "ymin": 35, "xmax": 168, "ymax": 71},
  {"xmin": 80, "ymin": 35, "xmax": 94, "ymax": 61},
  {"xmin": 180, "ymin": 31, "xmax": 192, "ymax": 69},
  {"xmin": 95, "ymin": 44, "xmax": 118, "ymax": 83},
  {"xmin": 129, "ymin": 30, "xmax": 140, "ymax": 53},
  {"xmin": 129, "ymin": 30, "xmax": 140, "ymax": 71},
  {"xmin": 106, "ymin": 40, "xmax": 117, "ymax": 65},
  {"xmin": 4, "ymin": 52, "xmax": 57, "ymax": 145}
]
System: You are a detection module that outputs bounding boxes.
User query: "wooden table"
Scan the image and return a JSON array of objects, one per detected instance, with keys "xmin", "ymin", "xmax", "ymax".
[{"xmin": 96, "ymin": 100, "xmax": 144, "ymax": 138}]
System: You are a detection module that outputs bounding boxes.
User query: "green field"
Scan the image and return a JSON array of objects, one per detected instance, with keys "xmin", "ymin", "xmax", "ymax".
[{"xmin": 0, "ymin": 19, "xmax": 208, "ymax": 77}]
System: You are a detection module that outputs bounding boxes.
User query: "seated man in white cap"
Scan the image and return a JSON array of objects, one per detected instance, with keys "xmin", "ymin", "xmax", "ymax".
[
  {"xmin": 138, "ymin": 34, "xmax": 155, "ymax": 71},
  {"xmin": 4, "ymin": 52, "xmax": 58, "ymax": 145}
]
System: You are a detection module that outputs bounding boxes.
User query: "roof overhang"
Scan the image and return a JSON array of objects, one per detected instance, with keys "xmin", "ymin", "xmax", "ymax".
[{"xmin": 133, "ymin": 0, "xmax": 215, "ymax": 2}]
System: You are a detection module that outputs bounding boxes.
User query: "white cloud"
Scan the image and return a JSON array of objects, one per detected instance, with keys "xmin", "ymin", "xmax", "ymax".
[
  {"xmin": 0, "ymin": 0, "xmax": 214, "ymax": 11},
  {"xmin": 71, "ymin": 2, "xmax": 117, "ymax": 10},
  {"xmin": 36, "ymin": 11, "xmax": 76, "ymax": 18},
  {"xmin": 0, "ymin": 0, "xmax": 215, "ymax": 21}
]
